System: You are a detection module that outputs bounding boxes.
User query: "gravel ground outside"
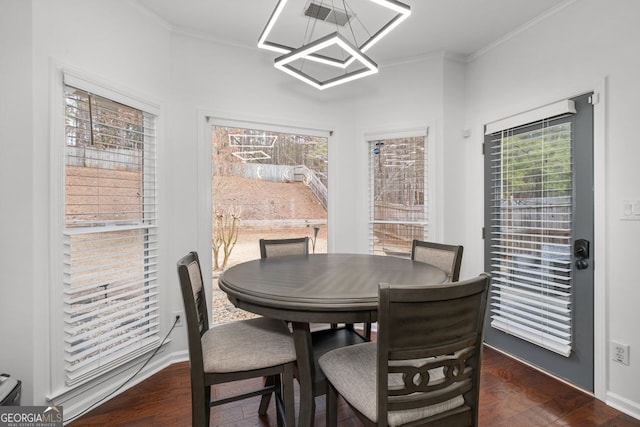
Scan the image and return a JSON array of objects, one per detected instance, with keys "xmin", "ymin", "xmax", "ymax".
[{"xmin": 211, "ymin": 226, "xmax": 327, "ymax": 324}]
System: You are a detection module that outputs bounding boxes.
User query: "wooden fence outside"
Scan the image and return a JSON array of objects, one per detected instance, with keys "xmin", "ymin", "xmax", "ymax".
[{"xmin": 224, "ymin": 163, "xmax": 328, "ymax": 210}]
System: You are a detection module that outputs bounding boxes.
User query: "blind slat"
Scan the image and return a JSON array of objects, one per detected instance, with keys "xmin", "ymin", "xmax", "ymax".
[
  {"xmin": 492, "ymin": 262, "xmax": 570, "ymax": 277},
  {"xmin": 65, "ymin": 308, "xmax": 160, "ymax": 353},
  {"xmin": 65, "ymin": 338, "xmax": 160, "ymax": 385},
  {"xmin": 491, "ymin": 256, "xmax": 571, "ymax": 270},
  {"xmin": 64, "ymin": 281, "xmax": 158, "ymax": 312},
  {"xmin": 65, "ymin": 311, "xmax": 160, "ymax": 353},
  {"xmin": 491, "ymin": 288, "xmax": 571, "ymax": 310},
  {"xmin": 493, "ymin": 280, "xmax": 569, "ymax": 298},
  {"xmin": 491, "ymin": 319, "xmax": 572, "ymax": 357},
  {"xmin": 490, "ymin": 308, "xmax": 571, "ymax": 335},
  {"xmin": 65, "ymin": 333, "xmax": 160, "ymax": 378},
  {"xmin": 490, "ymin": 299, "xmax": 570, "ymax": 322},
  {"xmin": 491, "ymin": 266, "xmax": 571, "ymax": 284}
]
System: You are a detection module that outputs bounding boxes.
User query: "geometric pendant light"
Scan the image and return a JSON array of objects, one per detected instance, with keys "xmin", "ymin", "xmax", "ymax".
[{"xmin": 258, "ymin": 0, "xmax": 411, "ymax": 89}]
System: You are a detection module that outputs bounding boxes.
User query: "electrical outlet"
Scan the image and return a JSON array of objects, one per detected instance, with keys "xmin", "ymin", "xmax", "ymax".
[
  {"xmin": 173, "ymin": 311, "xmax": 184, "ymax": 327},
  {"xmin": 611, "ymin": 341, "xmax": 630, "ymax": 365}
]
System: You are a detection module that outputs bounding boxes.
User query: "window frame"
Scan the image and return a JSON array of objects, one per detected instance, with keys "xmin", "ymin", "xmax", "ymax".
[
  {"xmin": 48, "ymin": 67, "xmax": 162, "ymax": 401},
  {"xmin": 365, "ymin": 127, "xmax": 436, "ymax": 256},
  {"xmin": 209, "ymin": 120, "xmax": 330, "ymax": 274}
]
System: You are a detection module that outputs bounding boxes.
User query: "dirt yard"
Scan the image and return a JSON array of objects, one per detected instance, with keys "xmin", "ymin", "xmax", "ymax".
[{"xmin": 211, "ymin": 176, "xmax": 328, "ymax": 323}]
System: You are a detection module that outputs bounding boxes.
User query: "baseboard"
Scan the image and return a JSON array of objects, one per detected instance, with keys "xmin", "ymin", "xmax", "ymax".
[
  {"xmin": 482, "ymin": 343, "xmax": 593, "ymax": 395},
  {"xmin": 606, "ymin": 391, "xmax": 640, "ymax": 421},
  {"xmin": 60, "ymin": 349, "xmax": 189, "ymax": 422}
]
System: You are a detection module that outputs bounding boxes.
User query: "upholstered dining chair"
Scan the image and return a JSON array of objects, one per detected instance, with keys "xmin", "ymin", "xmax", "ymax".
[
  {"xmin": 259, "ymin": 237, "xmax": 309, "ymax": 258},
  {"xmin": 177, "ymin": 251, "xmax": 296, "ymax": 427},
  {"xmin": 411, "ymin": 239, "xmax": 464, "ymax": 282},
  {"xmin": 319, "ymin": 273, "xmax": 491, "ymax": 427}
]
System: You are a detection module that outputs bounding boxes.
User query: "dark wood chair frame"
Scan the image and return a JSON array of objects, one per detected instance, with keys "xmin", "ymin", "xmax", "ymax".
[
  {"xmin": 325, "ymin": 273, "xmax": 491, "ymax": 427},
  {"xmin": 177, "ymin": 251, "xmax": 296, "ymax": 427},
  {"xmin": 411, "ymin": 239, "xmax": 464, "ymax": 282}
]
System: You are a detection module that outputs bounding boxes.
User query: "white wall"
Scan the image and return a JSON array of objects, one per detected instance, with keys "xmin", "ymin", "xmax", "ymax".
[
  {"xmin": 441, "ymin": 58, "xmax": 468, "ymax": 259},
  {"xmin": 464, "ymin": 0, "xmax": 640, "ymax": 417},
  {"xmin": 0, "ymin": 0, "xmax": 35, "ymax": 406}
]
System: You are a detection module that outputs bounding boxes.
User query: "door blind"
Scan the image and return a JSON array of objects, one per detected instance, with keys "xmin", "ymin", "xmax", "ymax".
[
  {"xmin": 487, "ymin": 119, "xmax": 574, "ymax": 357},
  {"xmin": 63, "ymin": 84, "xmax": 159, "ymax": 385}
]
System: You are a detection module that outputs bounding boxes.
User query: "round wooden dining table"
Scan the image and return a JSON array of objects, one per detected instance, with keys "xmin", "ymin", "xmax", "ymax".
[{"xmin": 218, "ymin": 253, "xmax": 447, "ymax": 427}]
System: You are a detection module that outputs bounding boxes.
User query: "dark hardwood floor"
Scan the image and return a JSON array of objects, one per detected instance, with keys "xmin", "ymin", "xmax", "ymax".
[{"xmin": 68, "ymin": 345, "xmax": 639, "ymax": 427}]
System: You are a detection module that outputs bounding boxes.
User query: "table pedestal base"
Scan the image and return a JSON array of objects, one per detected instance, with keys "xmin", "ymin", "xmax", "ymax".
[{"xmin": 292, "ymin": 322, "xmax": 368, "ymax": 427}]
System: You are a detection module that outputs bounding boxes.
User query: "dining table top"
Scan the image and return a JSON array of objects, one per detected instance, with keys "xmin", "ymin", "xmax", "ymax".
[{"xmin": 218, "ymin": 253, "xmax": 448, "ymax": 322}]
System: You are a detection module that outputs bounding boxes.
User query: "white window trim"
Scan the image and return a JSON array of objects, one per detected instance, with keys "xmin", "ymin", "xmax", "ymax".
[
  {"xmin": 48, "ymin": 63, "xmax": 163, "ymax": 404},
  {"xmin": 197, "ymin": 111, "xmax": 336, "ymax": 276},
  {"xmin": 364, "ymin": 125, "xmax": 439, "ymax": 252}
]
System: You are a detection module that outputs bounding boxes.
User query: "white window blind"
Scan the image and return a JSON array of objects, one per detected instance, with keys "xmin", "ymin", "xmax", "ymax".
[
  {"xmin": 63, "ymin": 84, "xmax": 159, "ymax": 385},
  {"xmin": 487, "ymin": 117, "xmax": 574, "ymax": 357},
  {"xmin": 368, "ymin": 132, "xmax": 428, "ymax": 258}
]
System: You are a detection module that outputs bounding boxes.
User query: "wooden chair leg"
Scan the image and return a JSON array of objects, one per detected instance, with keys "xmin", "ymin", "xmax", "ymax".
[
  {"xmin": 326, "ymin": 381, "xmax": 338, "ymax": 427},
  {"xmin": 364, "ymin": 322, "xmax": 372, "ymax": 341},
  {"xmin": 258, "ymin": 376, "xmax": 274, "ymax": 416},
  {"xmin": 192, "ymin": 384, "xmax": 209, "ymax": 427},
  {"xmin": 282, "ymin": 364, "xmax": 296, "ymax": 427},
  {"xmin": 273, "ymin": 375, "xmax": 284, "ymax": 427}
]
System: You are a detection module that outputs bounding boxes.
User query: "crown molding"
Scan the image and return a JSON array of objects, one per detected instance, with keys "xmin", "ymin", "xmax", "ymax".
[
  {"xmin": 125, "ymin": 0, "xmax": 173, "ymax": 32},
  {"xmin": 377, "ymin": 50, "xmax": 468, "ymax": 70},
  {"xmin": 468, "ymin": 0, "xmax": 576, "ymax": 62}
]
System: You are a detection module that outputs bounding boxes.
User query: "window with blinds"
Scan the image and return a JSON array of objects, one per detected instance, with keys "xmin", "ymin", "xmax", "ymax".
[
  {"xmin": 486, "ymin": 118, "xmax": 574, "ymax": 357},
  {"xmin": 63, "ymin": 85, "xmax": 159, "ymax": 385},
  {"xmin": 368, "ymin": 133, "xmax": 428, "ymax": 258}
]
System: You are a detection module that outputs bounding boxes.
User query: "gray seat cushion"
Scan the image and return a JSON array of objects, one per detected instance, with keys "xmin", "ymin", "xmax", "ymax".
[
  {"xmin": 202, "ymin": 317, "xmax": 296, "ymax": 373},
  {"xmin": 319, "ymin": 342, "xmax": 464, "ymax": 426}
]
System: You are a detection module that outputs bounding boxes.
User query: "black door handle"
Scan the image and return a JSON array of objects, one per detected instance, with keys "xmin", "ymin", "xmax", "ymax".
[{"xmin": 574, "ymin": 239, "xmax": 590, "ymax": 270}]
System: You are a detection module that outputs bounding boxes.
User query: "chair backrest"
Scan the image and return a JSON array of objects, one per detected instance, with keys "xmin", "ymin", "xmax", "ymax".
[
  {"xmin": 411, "ymin": 239, "xmax": 464, "ymax": 282},
  {"xmin": 259, "ymin": 237, "xmax": 309, "ymax": 259},
  {"xmin": 177, "ymin": 252, "xmax": 209, "ymax": 378},
  {"xmin": 376, "ymin": 273, "xmax": 491, "ymax": 427}
]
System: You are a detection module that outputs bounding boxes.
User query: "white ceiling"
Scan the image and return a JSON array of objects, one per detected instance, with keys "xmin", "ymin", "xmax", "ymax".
[{"xmin": 135, "ymin": 0, "xmax": 570, "ymax": 64}]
